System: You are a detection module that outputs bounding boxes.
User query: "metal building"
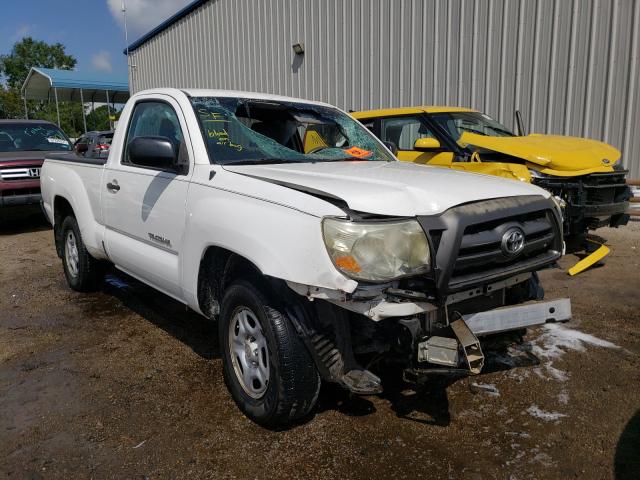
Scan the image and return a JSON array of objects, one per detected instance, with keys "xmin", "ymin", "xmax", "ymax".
[{"xmin": 126, "ymin": 0, "xmax": 640, "ymax": 177}]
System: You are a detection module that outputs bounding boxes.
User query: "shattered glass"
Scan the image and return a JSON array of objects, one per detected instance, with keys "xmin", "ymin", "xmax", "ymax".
[{"xmin": 190, "ymin": 96, "xmax": 394, "ymax": 165}]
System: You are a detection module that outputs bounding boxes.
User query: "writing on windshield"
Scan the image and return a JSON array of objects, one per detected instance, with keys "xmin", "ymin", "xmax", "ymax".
[
  {"xmin": 0, "ymin": 124, "xmax": 71, "ymax": 152},
  {"xmin": 191, "ymin": 97, "xmax": 393, "ymax": 165}
]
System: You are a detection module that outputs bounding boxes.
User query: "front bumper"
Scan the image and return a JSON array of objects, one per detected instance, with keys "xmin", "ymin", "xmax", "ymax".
[
  {"xmin": 0, "ymin": 192, "xmax": 42, "ymax": 208},
  {"xmin": 464, "ymin": 297, "xmax": 571, "ymax": 336}
]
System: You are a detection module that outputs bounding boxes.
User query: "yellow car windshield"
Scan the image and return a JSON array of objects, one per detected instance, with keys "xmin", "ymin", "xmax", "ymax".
[{"xmin": 429, "ymin": 112, "xmax": 514, "ymax": 142}]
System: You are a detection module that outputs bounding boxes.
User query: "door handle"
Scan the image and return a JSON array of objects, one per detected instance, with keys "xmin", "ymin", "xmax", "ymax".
[{"xmin": 106, "ymin": 181, "xmax": 120, "ymax": 192}]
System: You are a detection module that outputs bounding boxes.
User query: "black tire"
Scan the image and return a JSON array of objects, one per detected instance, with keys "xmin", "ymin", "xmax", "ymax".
[
  {"xmin": 60, "ymin": 216, "xmax": 103, "ymax": 292},
  {"xmin": 219, "ymin": 280, "xmax": 321, "ymax": 428}
]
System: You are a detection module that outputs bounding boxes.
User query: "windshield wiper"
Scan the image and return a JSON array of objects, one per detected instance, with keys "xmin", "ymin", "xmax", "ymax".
[{"xmin": 311, "ymin": 157, "xmax": 368, "ymax": 162}]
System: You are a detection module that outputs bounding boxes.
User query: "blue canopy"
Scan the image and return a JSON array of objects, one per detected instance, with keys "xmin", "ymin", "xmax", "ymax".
[{"xmin": 21, "ymin": 67, "xmax": 130, "ymax": 103}]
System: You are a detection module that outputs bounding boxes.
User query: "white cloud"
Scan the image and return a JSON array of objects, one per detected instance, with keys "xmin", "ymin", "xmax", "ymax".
[
  {"xmin": 107, "ymin": 0, "xmax": 193, "ymax": 39},
  {"xmin": 12, "ymin": 24, "xmax": 34, "ymax": 40},
  {"xmin": 91, "ymin": 51, "xmax": 113, "ymax": 73}
]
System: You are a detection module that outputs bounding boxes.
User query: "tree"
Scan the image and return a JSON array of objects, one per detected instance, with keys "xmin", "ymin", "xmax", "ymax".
[
  {"xmin": 0, "ymin": 37, "xmax": 76, "ymax": 88},
  {"xmin": 86, "ymin": 105, "xmax": 122, "ymax": 132},
  {"xmin": 0, "ymin": 87, "xmax": 24, "ymax": 119}
]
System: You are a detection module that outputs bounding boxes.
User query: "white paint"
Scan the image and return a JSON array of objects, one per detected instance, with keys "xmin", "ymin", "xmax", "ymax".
[{"xmin": 224, "ymin": 160, "xmax": 550, "ymax": 217}]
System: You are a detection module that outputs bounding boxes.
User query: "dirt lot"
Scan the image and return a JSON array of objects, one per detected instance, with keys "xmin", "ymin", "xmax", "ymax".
[{"xmin": 1, "ymin": 216, "xmax": 639, "ymax": 479}]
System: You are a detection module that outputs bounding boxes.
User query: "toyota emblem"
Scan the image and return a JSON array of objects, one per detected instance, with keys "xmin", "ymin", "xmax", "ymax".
[
  {"xmin": 28, "ymin": 168, "xmax": 40, "ymax": 178},
  {"xmin": 501, "ymin": 227, "xmax": 525, "ymax": 256}
]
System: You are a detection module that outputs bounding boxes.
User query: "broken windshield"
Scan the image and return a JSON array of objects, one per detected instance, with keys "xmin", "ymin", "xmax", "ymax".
[
  {"xmin": 429, "ymin": 111, "xmax": 514, "ymax": 142},
  {"xmin": 190, "ymin": 97, "xmax": 394, "ymax": 165}
]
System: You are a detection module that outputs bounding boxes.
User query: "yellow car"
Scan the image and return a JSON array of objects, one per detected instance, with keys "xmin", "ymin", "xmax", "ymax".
[{"xmin": 352, "ymin": 106, "xmax": 631, "ymax": 257}]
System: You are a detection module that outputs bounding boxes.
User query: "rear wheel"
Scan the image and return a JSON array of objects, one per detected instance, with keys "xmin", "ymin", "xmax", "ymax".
[
  {"xmin": 219, "ymin": 281, "xmax": 320, "ymax": 428},
  {"xmin": 60, "ymin": 216, "xmax": 103, "ymax": 292}
]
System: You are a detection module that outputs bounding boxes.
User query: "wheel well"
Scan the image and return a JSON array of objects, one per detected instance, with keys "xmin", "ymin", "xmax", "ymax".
[
  {"xmin": 53, "ymin": 196, "xmax": 75, "ymax": 257},
  {"xmin": 197, "ymin": 246, "xmax": 263, "ymax": 318}
]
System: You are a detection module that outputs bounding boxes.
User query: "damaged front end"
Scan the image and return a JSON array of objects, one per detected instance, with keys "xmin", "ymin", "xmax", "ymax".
[
  {"xmin": 282, "ymin": 196, "xmax": 571, "ymax": 394},
  {"xmin": 530, "ymin": 169, "xmax": 631, "ymax": 244}
]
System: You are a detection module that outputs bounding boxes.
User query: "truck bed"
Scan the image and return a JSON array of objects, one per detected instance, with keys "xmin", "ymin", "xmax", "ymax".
[{"xmin": 46, "ymin": 153, "xmax": 108, "ymax": 166}]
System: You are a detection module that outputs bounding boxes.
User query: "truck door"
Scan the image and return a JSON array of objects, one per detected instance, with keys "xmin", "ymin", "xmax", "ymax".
[{"xmin": 103, "ymin": 97, "xmax": 192, "ymax": 299}]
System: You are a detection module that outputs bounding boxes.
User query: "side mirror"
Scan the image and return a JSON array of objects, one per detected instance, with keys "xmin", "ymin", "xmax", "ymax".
[
  {"xmin": 382, "ymin": 140, "xmax": 398, "ymax": 156},
  {"xmin": 128, "ymin": 136, "xmax": 178, "ymax": 170},
  {"xmin": 414, "ymin": 137, "xmax": 441, "ymax": 151}
]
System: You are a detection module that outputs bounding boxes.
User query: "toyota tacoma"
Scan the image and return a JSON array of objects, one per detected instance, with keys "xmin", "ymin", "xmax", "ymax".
[{"xmin": 41, "ymin": 89, "xmax": 570, "ymax": 427}]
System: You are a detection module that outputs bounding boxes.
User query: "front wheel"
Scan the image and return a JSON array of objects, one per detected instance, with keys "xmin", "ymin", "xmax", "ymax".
[{"xmin": 219, "ymin": 281, "xmax": 320, "ymax": 428}]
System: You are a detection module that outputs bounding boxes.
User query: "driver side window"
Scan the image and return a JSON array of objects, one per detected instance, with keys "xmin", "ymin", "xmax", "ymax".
[
  {"xmin": 122, "ymin": 101, "xmax": 186, "ymax": 168},
  {"xmin": 379, "ymin": 116, "xmax": 435, "ymax": 151}
]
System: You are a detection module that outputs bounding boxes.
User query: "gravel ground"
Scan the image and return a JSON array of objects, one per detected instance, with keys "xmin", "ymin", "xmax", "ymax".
[{"xmin": 1, "ymin": 216, "xmax": 639, "ymax": 479}]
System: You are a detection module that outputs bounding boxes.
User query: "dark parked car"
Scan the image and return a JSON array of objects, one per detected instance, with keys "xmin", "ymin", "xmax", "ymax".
[
  {"xmin": 74, "ymin": 131, "xmax": 113, "ymax": 159},
  {"xmin": 0, "ymin": 120, "xmax": 72, "ymax": 222}
]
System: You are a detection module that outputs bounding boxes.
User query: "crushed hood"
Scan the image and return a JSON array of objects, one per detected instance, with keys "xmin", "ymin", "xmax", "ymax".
[
  {"xmin": 224, "ymin": 161, "xmax": 549, "ymax": 217},
  {"xmin": 459, "ymin": 133, "xmax": 621, "ymax": 172}
]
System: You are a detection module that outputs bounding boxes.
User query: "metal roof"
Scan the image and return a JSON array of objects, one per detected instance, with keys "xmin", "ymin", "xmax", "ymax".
[
  {"xmin": 125, "ymin": 0, "xmax": 207, "ymax": 53},
  {"xmin": 21, "ymin": 67, "xmax": 130, "ymax": 103}
]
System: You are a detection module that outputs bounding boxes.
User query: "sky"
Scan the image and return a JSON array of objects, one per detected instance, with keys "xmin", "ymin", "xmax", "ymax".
[{"xmin": 0, "ymin": 0, "xmax": 193, "ymax": 81}]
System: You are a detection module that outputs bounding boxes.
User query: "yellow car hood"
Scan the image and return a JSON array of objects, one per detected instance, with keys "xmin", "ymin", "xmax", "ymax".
[{"xmin": 459, "ymin": 132, "xmax": 621, "ymax": 173}]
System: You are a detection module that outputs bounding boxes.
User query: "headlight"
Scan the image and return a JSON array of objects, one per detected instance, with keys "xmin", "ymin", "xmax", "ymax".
[{"xmin": 322, "ymin": 218, "xmax": 431, "ymax": 282}]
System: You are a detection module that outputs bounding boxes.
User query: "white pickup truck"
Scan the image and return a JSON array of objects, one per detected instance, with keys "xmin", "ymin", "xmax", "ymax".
[{"xmin": 41, "ymin": 88, "xmax": 570, "ymax": 427}]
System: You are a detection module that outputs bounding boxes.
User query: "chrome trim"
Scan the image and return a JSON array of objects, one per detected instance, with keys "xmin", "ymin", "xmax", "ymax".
[
  {"xmin": 463, "ymin": 298, "xmax": 571, "ymax": 336},
  {"xmin": 0, "ymin": 167, "xmax": 40, "ymax": 180}
]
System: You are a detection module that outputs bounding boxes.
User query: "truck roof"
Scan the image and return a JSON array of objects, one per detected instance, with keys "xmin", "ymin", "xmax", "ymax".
[
  {"xmin": 352, "ymin": 106, "xmax": 478, "ymax": 119},
  {"xmin": 139, "ymin": 88, "xmax": 338, "ymax": 110}
]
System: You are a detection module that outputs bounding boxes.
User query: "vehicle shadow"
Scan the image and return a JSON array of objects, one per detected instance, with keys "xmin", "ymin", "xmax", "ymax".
[
  {"xmin": 0, "ymin": 213, "xmax": 50, "ymax": 235},
  {"xmin": 100, "ymin": 270, "xmax": 219, "ymax": 360},
  {"xmin": 315, "ymin": 336, "xmax": 540, "ymax": 426},
  {"xmin": 314, "ymin": 370, "xmax": 457, "ymax": 426},
  {"xmin": 615, "ymin": 409, "xmax": 640, "ymax": 479},
  {"xmin": 95, "ymin": 270, "xmax": 541, "ymax": 426}
]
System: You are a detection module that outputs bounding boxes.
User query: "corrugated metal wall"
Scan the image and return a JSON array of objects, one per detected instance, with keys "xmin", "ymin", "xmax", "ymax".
[{"xmin": 129, "ymin": 0, "xmax": 640, "ymax": 177}]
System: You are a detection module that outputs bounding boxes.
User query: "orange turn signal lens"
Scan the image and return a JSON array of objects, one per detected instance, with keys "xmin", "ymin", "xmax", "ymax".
[{"xmin": 335, "ymin": 255, "xmax": 361, "ymax": 273}]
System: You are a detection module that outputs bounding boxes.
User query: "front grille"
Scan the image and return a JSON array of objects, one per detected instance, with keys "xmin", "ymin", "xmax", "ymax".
[
  {"xmin": 418, "ymin": 195, "xmax": 562, "ymax": 294},
  {"xmin": 454, "ymin": 210, "xmax": 555, "ymax": 275},
  {"xmin": 0, "ymin": 167, "xmax": 41, "ymax": 181},
  {"xmin": 582, "ymin": 172, "xmax": 630, "ymax": 207},
  {"xmin": 533, "ymin": 171, "xmax": 631, "ymax": 234}
]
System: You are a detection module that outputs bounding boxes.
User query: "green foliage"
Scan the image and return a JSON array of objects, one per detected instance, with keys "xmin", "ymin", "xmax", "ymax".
[
  {"xmin": 86, "ymin": 105, "xmax": 122, "ymax": 132},
  {"xmin": 0, "ymin": 37, "xmax": 76, "ymax": 88},
  {"xmin": 0, "ymin": 87, "xmax": 24, "ymax": 119}
]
